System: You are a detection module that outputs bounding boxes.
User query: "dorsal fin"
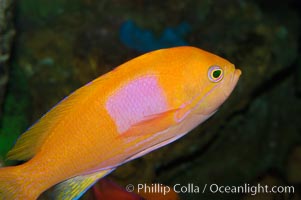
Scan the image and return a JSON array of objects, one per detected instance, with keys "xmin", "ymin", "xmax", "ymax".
[{"xmin": 6, "ymin": 79, "xmax": 102, "ymax": 161}]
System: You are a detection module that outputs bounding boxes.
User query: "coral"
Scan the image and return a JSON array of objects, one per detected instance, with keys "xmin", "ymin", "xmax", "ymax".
[{"xmin": 119, "ymin": 20, "xmax": 191, "ymax": 52}]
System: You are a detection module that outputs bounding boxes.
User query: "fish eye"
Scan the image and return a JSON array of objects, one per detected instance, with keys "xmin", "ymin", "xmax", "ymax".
[{"xmin": 208, "ymin": 66, "xmax": 223, "ymax": 82}]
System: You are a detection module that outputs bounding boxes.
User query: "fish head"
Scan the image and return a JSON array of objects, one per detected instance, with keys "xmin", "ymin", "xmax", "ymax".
[{"xmin": 177, "ymin": 47, "xmax": 241, "ymax": 116}]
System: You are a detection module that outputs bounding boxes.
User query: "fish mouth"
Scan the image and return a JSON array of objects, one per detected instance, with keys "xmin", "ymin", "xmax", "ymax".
[
  {"xmin": 235, "ymin": 68, "xmax": 242, "ymax": 77},
  {"xmin": 222, "ymin": 67, "xmax": 241, "ymax": 98},
  {"xmin": 232, "ymin": 68, "xmax": 242, "ymax": 85}
]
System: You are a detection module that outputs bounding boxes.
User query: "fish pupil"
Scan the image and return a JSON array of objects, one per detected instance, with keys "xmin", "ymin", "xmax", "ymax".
[{"xmin": 213, "ymin": 70, "xmax": 221, "ymax": 78}]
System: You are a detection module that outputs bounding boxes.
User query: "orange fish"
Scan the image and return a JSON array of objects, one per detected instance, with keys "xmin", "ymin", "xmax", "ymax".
[{"xmin": 0, "ymin": 46, "xmax": 241, "ymax": 199}]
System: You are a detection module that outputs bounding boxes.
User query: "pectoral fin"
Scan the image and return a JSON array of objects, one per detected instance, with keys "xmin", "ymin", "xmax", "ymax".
[
  {"xmin": 50, "ymin": 168, "xmax": 115, "ymax": 200},
  {"xmin": 119, "ymin": 108, "xmax": 180, "ymax": 138}
]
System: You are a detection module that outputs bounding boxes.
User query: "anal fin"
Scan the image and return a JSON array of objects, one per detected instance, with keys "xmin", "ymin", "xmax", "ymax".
[{"xmin": 48, "ymin": 168, "xmax": 115, "ymax": 200}]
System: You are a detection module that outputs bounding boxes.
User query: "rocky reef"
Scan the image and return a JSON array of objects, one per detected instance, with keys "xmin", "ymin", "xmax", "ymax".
[
  {"xmin": 0, "ymin": 0, "xmax": 15, "ymax": 163},
  {"xmin": 0, "ymin": 0, "xmax": 15, "ymax": 119}
]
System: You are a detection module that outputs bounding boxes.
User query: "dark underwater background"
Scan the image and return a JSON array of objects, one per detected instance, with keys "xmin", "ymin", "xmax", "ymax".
[{"xmin": 0, "ymin": 0, "xmax": 301, "ymax": 199}]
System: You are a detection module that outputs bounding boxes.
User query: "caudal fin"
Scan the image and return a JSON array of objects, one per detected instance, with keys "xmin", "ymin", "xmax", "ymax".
[{"xmin": 0, "ymin": 165, "xmax": 38, "ymax": 200}]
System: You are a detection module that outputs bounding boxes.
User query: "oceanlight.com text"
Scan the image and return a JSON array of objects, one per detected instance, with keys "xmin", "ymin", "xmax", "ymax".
[
  {"xmin": 125, "ymin": 183, "xmax": 295, "ymax": 196},
  {"xmin": 207, "ymin": 183, "xmax": 294, "ymax": 196}
]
